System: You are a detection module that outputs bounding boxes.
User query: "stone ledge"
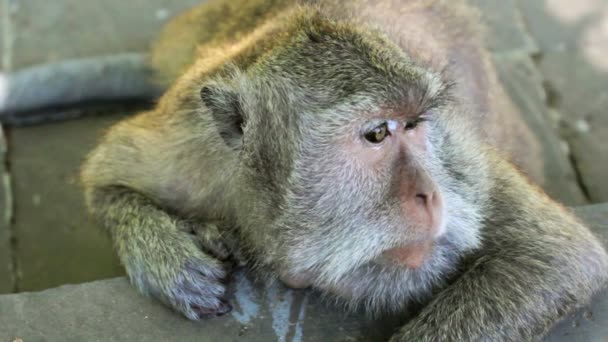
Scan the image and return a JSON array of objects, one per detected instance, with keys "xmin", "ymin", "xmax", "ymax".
[{"xmin": 0, "ymin": 204, "xmax": 607, "ymax": 342}]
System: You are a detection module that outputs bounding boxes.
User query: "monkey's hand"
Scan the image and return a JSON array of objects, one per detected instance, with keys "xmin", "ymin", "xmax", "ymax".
[
  {"xmin": 390, "ymin": 158, "xmax": 608, "ymax": 341},
  {"xmin": 90, "ymin": 187, "xmax": 233, "ymax": 320},
  {"xmin": 189, "ymin": 221, "xmax": 233, "ymax": 262}
]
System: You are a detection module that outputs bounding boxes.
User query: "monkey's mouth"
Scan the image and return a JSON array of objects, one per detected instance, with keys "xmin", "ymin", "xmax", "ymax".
[
  {"xmin": 380, "ymin": 240, "xmax": 435, "ymax": 269},
  {"xmin": 278, "ymin": 237, "xmax": 444, "ymax": 291}
]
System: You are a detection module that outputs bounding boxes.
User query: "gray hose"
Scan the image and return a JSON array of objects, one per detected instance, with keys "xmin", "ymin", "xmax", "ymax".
[{"xmin": 0, "ymin": 53, "xmax": 164, "ymax": 125}]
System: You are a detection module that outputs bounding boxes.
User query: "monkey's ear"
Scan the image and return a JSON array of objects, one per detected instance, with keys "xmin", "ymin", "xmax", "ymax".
[{"xmin": 200, "ymin": 85, "xmax": 245, "ymax": 149}]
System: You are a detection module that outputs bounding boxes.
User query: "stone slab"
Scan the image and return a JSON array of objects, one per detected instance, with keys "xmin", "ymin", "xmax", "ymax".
[
  {"xmin": 470, "ymin": 0, "xmax": 539, "ymax": 54},
  {"xmin": 9, "ymin": 112, "xmax": 130, "ymax": 292},
  {"xmin": 0, "ymin": 276, "xmax": 378, "ymax": 342},
  {"xmin": 535, "ymin": 51, "xmax": 608, "ymax": 203},
  {"xmin": 0, "ymin": 204, "xmax": 606, "ymax": 342},
  {"xmin": 10, "ymin": 0, "xmax": 202, "ymax": 69},
  {"xmin": 493, "ymin": 54, "xmax": 586, "ymax": 205},
  {"xmin": 1, "ymin": 2, "xmax": 5, "ymax": 69},
  {"xmin": 564, "ymin": 113, "xmax": 608, "ymax": 203},
  {"xmin": 535, "ymin": 51, "xmax": 608, "ymax": 124},
  {"xmin": 517, "ymin": 0, "xmax": 608, "ymax": 51},
  {"xmin": 517, "ymin": 0, "xmax": 608, "ymax": 203}
]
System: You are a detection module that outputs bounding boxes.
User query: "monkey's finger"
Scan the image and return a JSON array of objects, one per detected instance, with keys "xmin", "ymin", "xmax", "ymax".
[
  {"xmin": 185, "ymin": 259, "xmax": 227, "ymax": 279},
  {"xmin": 191, "ymin": 300, "xmax": 233, "ymax": 319}
]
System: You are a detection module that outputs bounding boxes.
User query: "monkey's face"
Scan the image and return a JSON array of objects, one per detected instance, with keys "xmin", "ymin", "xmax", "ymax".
[
  {"xmin": 234, "ymin": 93, "xmax": 489, "ymax": 313},
  {"xmin": 221, "ymin": 22, "xmax": 490, "ymax": 313},
  {"xmin": 267, "ymin": 101, "xmax": 488, "ymax": 312}
]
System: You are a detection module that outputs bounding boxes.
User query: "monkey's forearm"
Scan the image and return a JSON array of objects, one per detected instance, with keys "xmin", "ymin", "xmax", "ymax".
[
  {"xmin": 0, "ymin": 53, "xmax": 164, "ymax": 125},
  {"xmin": 86, "ymin": 185, "xmax": 231, "ymax": 319},
  {"xmin": 394, "ymin": 232, "xmax": 607, "ymax": 341},
  {"xmin": 393, "ymin": 161, "xmax": 608, "ymax": 341},
  {"xmin": 393, "ymin": 257, "xmax": 559, "ymax": 341}
]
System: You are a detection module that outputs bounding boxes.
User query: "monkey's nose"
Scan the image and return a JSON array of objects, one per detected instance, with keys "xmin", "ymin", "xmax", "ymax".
[{"xmin": 409, "ymin": 190, "xmax": 444, "ymax": 237}]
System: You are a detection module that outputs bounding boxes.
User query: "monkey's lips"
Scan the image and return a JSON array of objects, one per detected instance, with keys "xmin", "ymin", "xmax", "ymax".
[
  {"xmin": 279, "ymin": 242, "xmax": 435, "ymax": 289},
  {"xmin": 279, "ymin": 240, "xmax": 436, "ymax": 289},
  {"xmin": 381, "ymin": 240, "xmax": 434, "ymax": 269}
]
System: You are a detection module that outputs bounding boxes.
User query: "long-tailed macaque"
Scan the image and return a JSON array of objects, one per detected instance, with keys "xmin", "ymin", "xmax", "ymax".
[{"xmin": 70, "ymin": 0, "xmax": 608, "ymax": 340}]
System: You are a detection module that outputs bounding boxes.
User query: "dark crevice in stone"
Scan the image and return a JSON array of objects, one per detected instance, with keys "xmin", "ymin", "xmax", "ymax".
[
  {"xmin": 3, "ymin": 127, "xmax": 19, "ymax": 293},
  {"xmin": 567, "ymin": 145, "xmax": 593, "ymax": 201},
  {"xmin": 541, "ymin": 80, "xmax": 562, "ymax": 109},
  {"xmin": 531, "ymin": 52, "xmax": 565, "ymax": 109}
]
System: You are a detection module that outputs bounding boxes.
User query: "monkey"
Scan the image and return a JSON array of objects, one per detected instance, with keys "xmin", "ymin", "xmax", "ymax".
[{"xmin": 77, "ymin": 0, "xmax": 608, "ymax": 341}]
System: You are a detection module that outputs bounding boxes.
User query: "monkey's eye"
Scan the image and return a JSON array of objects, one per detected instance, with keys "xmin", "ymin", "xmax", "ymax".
[
  {"xmin": 364, "ymin": 122, "xmax": 390, "ymax": 143},
  {"xmin": 404, "ymin": 116, "xmax": 427, "ymax": 130}
]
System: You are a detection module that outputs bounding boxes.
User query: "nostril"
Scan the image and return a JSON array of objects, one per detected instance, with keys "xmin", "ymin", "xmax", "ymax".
[{"xmin": 415, "ymin": 193, "xmax": 429, "ymax": 206}]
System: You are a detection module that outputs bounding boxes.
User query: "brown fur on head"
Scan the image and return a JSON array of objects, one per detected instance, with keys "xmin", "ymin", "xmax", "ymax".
[{"xmin": 151, "ymin": 0, "xmax": 544, "ymax": 185}]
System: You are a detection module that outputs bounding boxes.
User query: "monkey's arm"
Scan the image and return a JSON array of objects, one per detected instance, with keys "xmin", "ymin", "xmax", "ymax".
[
  {"xmin": 392, "ymin": 154, "xmax": 608, "ymax": 342},
  {"xmin": 81, "ymin": 111, "xmax": 235, "ymax": 319},
  {"xmin": 0, "ymin": 53, "xmax": 163, "ymax": 125}
]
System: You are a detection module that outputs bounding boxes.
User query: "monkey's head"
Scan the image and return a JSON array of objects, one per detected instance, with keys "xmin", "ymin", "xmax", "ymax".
[{"xmin": 199, "ymin": 13, "xmax": 491, "ymax": 313}]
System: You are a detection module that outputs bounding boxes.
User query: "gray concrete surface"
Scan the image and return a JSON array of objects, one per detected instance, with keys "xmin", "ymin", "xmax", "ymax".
[
  {"xmin": 10, "ymin": 0, "xmax": 201, "ymax": 69},
  {"xmin": 10, "ymin": 113, "xmax": 128, "ymax": 292},
  {"xmin": 0, "ymin": 276, "xmax": 391, "ymax": 342},
  {"xmin": 0, "ymin": 204, "xmax": 606, "ymax": 342},
  {"xmin": 517, "ymin": 0, "xmax": 608, "ymax": 202},
  {"xmin": 494, "ymin": 55, "xmax": 586, "ymax": 204},
  {"xmin": 470, "ymin": 0, "xmax": 539, "ymax": 54},
  {"xmin": 470, "ymin": 0, "xmax": 588, "ymax": 205}
]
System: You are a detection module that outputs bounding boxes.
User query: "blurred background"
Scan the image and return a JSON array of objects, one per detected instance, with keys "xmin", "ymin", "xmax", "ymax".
[{"xmin": 0, "ymin": 0, "xmax": 606, "ymax": 294}]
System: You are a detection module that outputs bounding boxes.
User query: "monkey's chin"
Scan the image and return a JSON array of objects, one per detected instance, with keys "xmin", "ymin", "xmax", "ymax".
[
  {"xmin": 279, "ymin": 270, "xmax": 314, "ymax": 289},
  {"xmin": 381, "ymin": 240, "xmax": 435, "ymax": 269}
]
